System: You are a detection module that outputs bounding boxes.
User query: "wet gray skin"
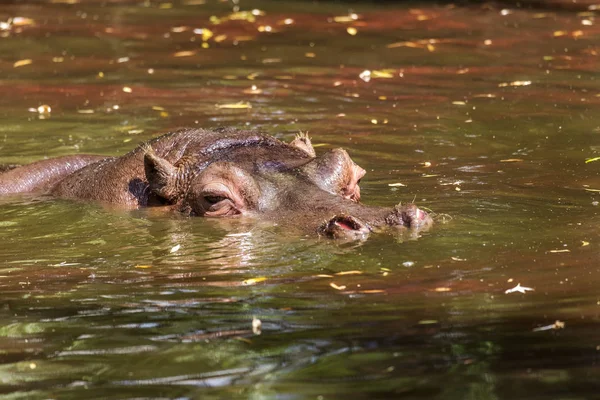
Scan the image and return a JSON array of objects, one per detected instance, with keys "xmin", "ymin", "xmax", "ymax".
[{"xmin": 0, "ymin": 128, "xmax": 432, "ymax": 240}]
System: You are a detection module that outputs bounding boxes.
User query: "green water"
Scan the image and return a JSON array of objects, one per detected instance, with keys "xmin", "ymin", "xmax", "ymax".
[{"xmin": 0, "ymin": 1, "xmax": 599, "ymax": 398}]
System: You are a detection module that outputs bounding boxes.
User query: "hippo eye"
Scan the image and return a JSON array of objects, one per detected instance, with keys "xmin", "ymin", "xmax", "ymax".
[{"xmin": 204, "ymin": 195, "xmax": 227, "ymax": 205}]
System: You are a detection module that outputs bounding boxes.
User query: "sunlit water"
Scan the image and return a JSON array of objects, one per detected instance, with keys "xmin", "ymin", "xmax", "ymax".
[{"xmin": 0, "ymin": 1, "xmax": 599, "ymax": 398}]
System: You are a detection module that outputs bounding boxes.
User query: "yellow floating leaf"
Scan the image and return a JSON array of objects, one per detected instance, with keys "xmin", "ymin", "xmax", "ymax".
[
  {"xmin": 335, "ymin": 270, "xmax": 363, "ymax": 275},
  {"xmin": 14, "ymin": 59, "xmax": 32, "ymax": 68},
  {"xmin": 434, "ymin": 287, "xmax": 451, "ymax": 292},
  {"xmin": 427, "ymin": 44, "xmax": 435, "ymax": 52},
  {"xmin": 135, "ymin": 265, "xmax": 152, "ymax": 269},
  {"xmin": 372, "ymin": 69, "xmax": 395, "ymax": 78},
  {"xmin": 347, "ymin": 27, "xmax": 357, "ymax": 36},
  {"xmin": 553, "ymin": 30, "xmax": 567, "ymax": 37},
  {"xmin": 359, "ymin": 289, "xmax": 385, "ymax": 294},
  {"xmin": 549, "ymin": 249, "xmax": 570, "ymax": 253},
  {"xmin": 243, "ymin": 277, "xmax": 267, "ymax": 285},
  {"xmin": 174, "ymin": 50, "xmax": 196, "ymax": 57},
  {"xmin": 581, "ymin": 241, "xmax": 590, "ymax": 246},
  {"xmin": 215, "ymin": 102, "xmax": 252, "ymax": 109},
  {"xmin": 498, "ymin": 81, "xmax": 532, "ymax": 87},
  {"xmin": 12, "ymin": 17, "xmax": 35, "ymax": 26},
  {"xmin": 451, "ymin": 256, "xmax": 466, "ymax": 261},
  {"xmin": 585, "ymin": 157, "xmax": 600, "ymax": 163},
  {"xmin": 330, "ymin": 282, "xmax": 346, "ymax": 290},
  {"xmin": 333, "ymin": 14, "xmax": 359, "ymax": 23},
  {"xmin": 500, "ymin": 158, "xmax": 524, "ymax": 162},
  {"xmin": 305, "ymin": 52, "xmax": 316, "ymax": 58},
  {"xmin": 315, "ymin": 274, "xmax": 334, "ymax": 278},
  {"xmin": 122, "ymin": 86, "xmax": 132, "ymax": 93}
]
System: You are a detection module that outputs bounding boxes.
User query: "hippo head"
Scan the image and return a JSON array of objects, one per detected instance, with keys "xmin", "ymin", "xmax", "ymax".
[{"xmin": 143, "ymin": 128, "xmax": 432, "ymax": 241}]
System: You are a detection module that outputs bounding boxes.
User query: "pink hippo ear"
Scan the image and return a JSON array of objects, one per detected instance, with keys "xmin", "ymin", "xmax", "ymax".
[
  {"xmin": 143, "ymin": 146, "xmax": 179, "ymax": 201},
  {"xmin": 290, "ymin": 132, "xmax": 316, "ymax": 158}
]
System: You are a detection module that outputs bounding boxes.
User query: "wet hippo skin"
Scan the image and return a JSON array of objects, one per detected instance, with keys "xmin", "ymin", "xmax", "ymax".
[{"xmin": 0, "ymin": 127, "xmax": 432, "ymax": 240}]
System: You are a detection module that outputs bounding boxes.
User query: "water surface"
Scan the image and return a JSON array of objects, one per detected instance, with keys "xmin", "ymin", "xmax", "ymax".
[{"xmin": 0, "ymin": 1, "xmax": 599, "ymax": 398}]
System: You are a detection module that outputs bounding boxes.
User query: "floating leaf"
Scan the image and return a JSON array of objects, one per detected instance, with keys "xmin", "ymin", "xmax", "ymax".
[
  {"xmin": 13, "ymin": 59, "xmax": 32, "ymax": 68},
  {"xmin": 505, "ymin": 283, "xmax": 534, "ymax": 294},
  {"xmin": 174, "ymin": 50, "xmax": 196, "ymax": 57},
  {"xmin": 330, "ymin": 282, "xmax": 346, "ymax": 290},
  {"xmin": 215, "ymin": 102, "xmax": 252, "ymax": 109},
  {"xmin": 243, "ymin": 277, "xmax": 267, "ymax": 285}
]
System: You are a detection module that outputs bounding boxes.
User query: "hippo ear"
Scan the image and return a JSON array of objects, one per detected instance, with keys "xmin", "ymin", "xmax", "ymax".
[
  {"xmin": 144, "ymin": 147, "xmax": 179, "ymax": 201},
  {"xmin": 290, "ymin": 132, "xmax": 316, "ymax": 157}
]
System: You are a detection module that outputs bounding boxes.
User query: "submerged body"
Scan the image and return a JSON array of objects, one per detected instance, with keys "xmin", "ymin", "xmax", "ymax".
[{"xmin": 0, "ymin": 128, "xmax": 432, "ymax": 240}]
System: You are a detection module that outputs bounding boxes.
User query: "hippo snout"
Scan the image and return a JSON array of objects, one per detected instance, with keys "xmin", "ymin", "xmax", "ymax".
[{"xmin": 385, "ymin": 203, "xmax": 433, "ymax": 230}]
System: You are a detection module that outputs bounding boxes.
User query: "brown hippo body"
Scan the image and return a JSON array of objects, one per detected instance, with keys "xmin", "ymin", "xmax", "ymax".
[{"xmin": 0, "ymin": 127, "xmax": 432, "ymax": 240}]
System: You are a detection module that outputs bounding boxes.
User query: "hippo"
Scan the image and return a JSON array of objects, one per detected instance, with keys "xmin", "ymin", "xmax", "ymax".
[{"xmin": 0, "ymin": 127, "xmax": 432, "ymax": 240}]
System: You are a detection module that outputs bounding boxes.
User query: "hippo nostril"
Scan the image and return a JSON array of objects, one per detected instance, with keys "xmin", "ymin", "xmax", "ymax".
[
  {"xmin": 319, "ymin": 214, "xmax": 371, "ymax": 239},
  {"xmin": 385, "ymin": 203, "xmax": 433, "ymax": 230},
  {"xmin": 331, "ymin": 215, "xmax": 361, "ymax": 231}
]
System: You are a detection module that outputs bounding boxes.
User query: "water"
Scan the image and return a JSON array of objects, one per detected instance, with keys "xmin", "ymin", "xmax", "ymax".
[{"xmin": 0, "ymin": 1, "xmax": 599, "ymax": 398}]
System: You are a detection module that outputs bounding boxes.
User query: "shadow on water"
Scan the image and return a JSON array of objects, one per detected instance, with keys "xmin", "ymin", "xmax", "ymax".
[{"xmin": 0, "ymin": 0, "xmax": 600, "ymax": 398}]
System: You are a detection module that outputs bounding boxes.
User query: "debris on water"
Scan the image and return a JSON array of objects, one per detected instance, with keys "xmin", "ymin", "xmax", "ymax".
[
  {"xmin": 533, "ymin": 320, "xmax": 565, "ymax": 332},
  {"xmin": 330, "ymin": 282, "xmax": 346, "ymax": 290},
  {"xmin": 402, "ymin": 261, "xmax": 415, "ymax": 268},
  {"xmin": 14, "ymin": 59, "xmax": 32, "ymax": 68},
  {"xmin": 548, "ymin": 249, "xmax": 570, "ymax": 253},
  {"xmin": 215, "ymin": 102, "xmax": 252, "ymax": 109},
  {"xmin": 581, "ymin": 241, "xmax": 590, "ymax": 247},
  {"xmin": 332, "ymin": 13, "xmax": 359, "ymax": 23},
  {"xmin": 170, "ymin": 244, "xmax": 181, "ymax": 253},
  {"xmin": 451, "ymin": 257, "xmax": 466, "ymax": 261},
  {"xmin": 252, "ymin": 316, "xmax": 262, "ymax": 335},
  {"xmin": 335, "ymin": 270, "xmax": 362, "ymax": 276},
  {"xmin": 498, "ymin": 80, "xmax": 532, "ymax": 87},
  {"xmin": 346, "ymin": 27, "xmax": 357, "ymax": 36},
  {"xmin": 243, "ymin": 277, "xmax": 267, "ymax": 285},
  {"xmin": 434, "ymin": 287, "xmax": 451, "ymax": 292},
  {"xmin": 122, "ymin": 86, "xmax": 132, "ymax": 93},
  {"xmin": 243, "ymin": 85, "xmax": 262, "ymax": 94},
  {"xmin": 388, "ymin": 183, "xmax": 406, "ymax": 187},
  {"xmin": 500, "ymin": 158, "xmax": 524, "ymax": 162},
  {"xmin": 174, "ymin": 50, "xmax": 196, "ymax": 57},
  {"xmin": 585, "ymin": 157, "xmax": 600, "ymax": 163},
  {"xmin": 505, "ymin": 283, "xmax": 534, "ymax": 294}
]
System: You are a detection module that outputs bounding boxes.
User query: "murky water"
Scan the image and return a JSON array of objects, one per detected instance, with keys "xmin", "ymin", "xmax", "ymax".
[{"xmin": 1, "ymin": 0, "xmax": 599, "ymax": 398}]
